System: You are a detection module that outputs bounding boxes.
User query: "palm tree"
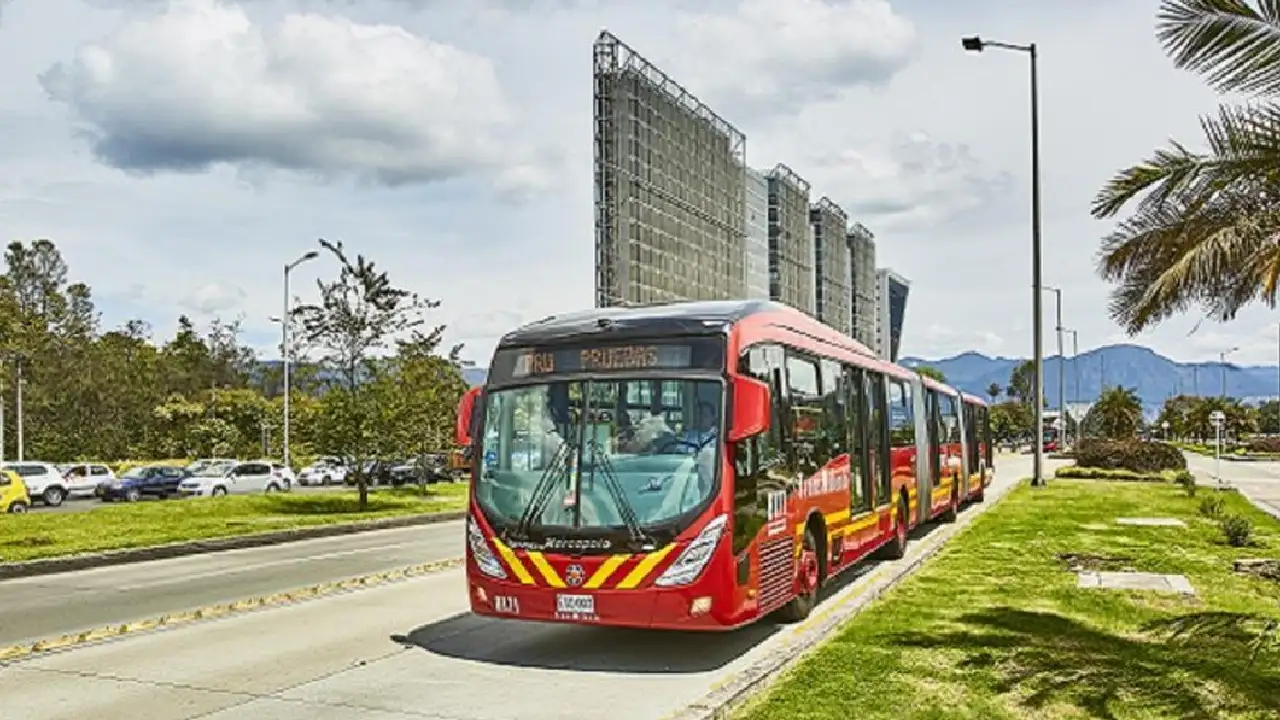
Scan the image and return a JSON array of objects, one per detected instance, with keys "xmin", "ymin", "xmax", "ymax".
[
  {"xmin": 1093, "ymin": 0, "xmax": 1280, "ymax": 334},
  {"xmin": 1085, "ymin": 386, "xmax": 1144, "ymax": 439},
  {"xmin": 987, "ymin": 382, "xmax": 1001, "ymax": 402}
]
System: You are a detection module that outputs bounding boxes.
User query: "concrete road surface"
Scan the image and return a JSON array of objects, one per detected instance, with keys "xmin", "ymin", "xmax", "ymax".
[
  {"xmin": 1, "ymin": 455, "xmax": 1051, "ymax": 720},
  {"xmin": 0, "ymin": 522, "xmax": 464, "ymax": 646},
  {"xmin": 1183, "ymin": 452, "xmax": 1280, "ymax": 518}
]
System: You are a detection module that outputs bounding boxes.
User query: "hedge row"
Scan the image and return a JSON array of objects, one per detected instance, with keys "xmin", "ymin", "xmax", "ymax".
[
  {"xmin": 1074, "ymin": 439, "xmax": 1187, "ymax": 473},
  {"xmin": 1055, "ymin": 465, "xmax": 1193, "ymax": 484},
  {"xmin": 1247, "ymin": 437, "xmax": 1280, "ymax": 454}
]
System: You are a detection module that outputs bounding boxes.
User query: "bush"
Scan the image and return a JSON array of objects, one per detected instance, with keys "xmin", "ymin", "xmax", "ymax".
[
  {"xmin": 1074, "ymin": 439, "xmax": 1187, "ymax": 473},
  {"xmin": 1221, "ymin": 514, "xmax": 1254, "ymax": 547},
  {"xmin": 1054, "ymin": 466, "xmax": 1190, "ymax": 484},
  {"xmin": 1176, "ymin": 470, "xmax": 1197, "ymax": 496},
  {"xmin": 1247, "ymin": 437, "xmax": 1280, "ymax": 454},
  {"xmin": 1199, "ymin": 495, "xmax": 1226, "ymax": 517}
]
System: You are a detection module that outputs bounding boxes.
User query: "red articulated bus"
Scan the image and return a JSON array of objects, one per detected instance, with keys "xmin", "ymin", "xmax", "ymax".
[{"xmin": 454, "ymin": 300, "xmax": 994, "ymax": 630}]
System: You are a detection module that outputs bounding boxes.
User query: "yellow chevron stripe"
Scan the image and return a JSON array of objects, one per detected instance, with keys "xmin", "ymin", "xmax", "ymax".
[
  {"xmin": 490, "ymin": 538, "xmax": 535, "ymax": 585},
  {"xmin": 584, "ymin": 554, "xmax": 630, "ymax": 589},
  {"xmin": 825, "ymin": 508, "xmax": 851, "ymax": 525},
  {"xmin": 525, "ymin": 552, "xmax": 566, "ymax": 588},
  {"xmin": 849, "ymin": 513, "xmax": 878, "ymax": 532},
  {"xmin": 616, "ymin": 544, "xmax": 677, "ymax": 589}
]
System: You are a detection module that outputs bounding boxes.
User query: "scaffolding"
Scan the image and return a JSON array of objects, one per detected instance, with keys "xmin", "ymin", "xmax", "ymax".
[
  {"xmin": 810, "ymin": 197, "xmax": 851, "ymax": 336},
  {"xmin": 766, "ymin": 163, "xmax": 814, "ymax": 316},
  {"xmin": 848, "ymin": 222, "xmax": 877, "ymax": 347},
  {"xmin": 593, "ymin": 31, "xmax": 748, "ymax": 308}
]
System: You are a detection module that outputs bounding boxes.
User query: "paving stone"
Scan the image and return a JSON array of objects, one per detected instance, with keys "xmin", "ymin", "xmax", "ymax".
[
  {"xmin": 1077, "ymin": 570, "xmax": 1196, "ymax": 594},
  {"xmin": 1115, "ymin": 517, "xmax": 1187, "ymax": 527}
]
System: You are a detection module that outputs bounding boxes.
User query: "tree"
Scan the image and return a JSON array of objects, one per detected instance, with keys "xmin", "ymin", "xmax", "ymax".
[
  {"xmin": 986, "ymin": 382, "xmax": 1001, "ymax": 403},
  {"xmin": 989, "ymin": 401, "xmax": 1032, "ymax": 443},
  {"xmin": 1259, "ymin": 399, "xmax": 1280, "ymax": 434},
  {"xmin": 1084, "ymin": 387, "xmax": 1144, "ymax": 439},
  {"xmin": 1092, "ymin": 1, "xmax": 1280, "ymax": 334},
  {"xmin": 1008, "ymin": 360, "xmax": 1036, "ymax": 405},
  {"xmin": 291, "ymin": 239, "xmax": 444, "ymax": 508},
  {"xmin": 915, "ymin": 365, "xmax": 947, "ymax": 383}
]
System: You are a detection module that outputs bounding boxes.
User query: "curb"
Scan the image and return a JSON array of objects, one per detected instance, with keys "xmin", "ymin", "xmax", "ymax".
[
  {"xmin": 0, "ymin": 556, "xmax": 465, "ymax": 664},
  {"xmin": 667, "ymin": 478, "xmax": 1022, "ymax": 720},
  {"xmin": 0, "ymin": 510, "xmax": 466, "ymax": 580}
]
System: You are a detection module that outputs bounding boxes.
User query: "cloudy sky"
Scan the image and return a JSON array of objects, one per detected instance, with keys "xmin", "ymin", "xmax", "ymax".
[{"xmin": 0, "ymin": 0, "xmax": 1271, "ymax": 366}]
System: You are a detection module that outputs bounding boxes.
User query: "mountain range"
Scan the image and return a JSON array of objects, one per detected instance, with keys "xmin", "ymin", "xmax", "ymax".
[{"xmin": 900, "ymin": 344, "xmax": 1280, "ymax": 416}]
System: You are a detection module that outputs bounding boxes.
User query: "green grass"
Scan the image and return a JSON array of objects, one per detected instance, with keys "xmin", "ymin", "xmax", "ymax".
[
  {"xmin": 0, "ymin": 484, "xmax": 468, "ymax": 563},
  {"xmin": 735, "ymin": 480, "xmax": 1280, "ymax": 720}
]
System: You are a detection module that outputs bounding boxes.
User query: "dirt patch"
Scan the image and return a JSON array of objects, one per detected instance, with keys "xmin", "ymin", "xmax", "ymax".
[{"xmin": 1057, "ymin": 552, "xmax": 1137, "ymax": 572}]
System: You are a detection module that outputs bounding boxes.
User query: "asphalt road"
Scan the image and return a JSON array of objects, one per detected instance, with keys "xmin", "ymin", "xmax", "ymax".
[
  {"xmin": 1183, "ymin": 452, "xmax": 1280, "ymax": 518},
  {"xmin": 1, "ymin": 455, "xmax": 1053, "ymax": 720},
  {"xmin": 0, "ymin": 521, "xmax": 464, "ymax": 646}
]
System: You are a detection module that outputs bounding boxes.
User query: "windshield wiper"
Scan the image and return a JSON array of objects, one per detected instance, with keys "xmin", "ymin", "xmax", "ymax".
[
  {"xmin": 583, "ymin": 437, "xmax": 654, "ymax": 551},
  {"xmin": 514, "ymin": 440, "xmax": 574, "ymax": 540}
]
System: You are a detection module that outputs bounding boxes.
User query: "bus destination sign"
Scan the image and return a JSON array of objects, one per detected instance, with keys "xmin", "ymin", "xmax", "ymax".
[{"xmin": 490, "ymin": 340, "xmax": 721, "ymax": 384}]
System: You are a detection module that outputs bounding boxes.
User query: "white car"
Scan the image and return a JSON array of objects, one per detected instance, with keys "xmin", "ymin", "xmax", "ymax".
[
  {"xmin": 178, "ymin": 460, "xmax": 288, "ymax": 497},
  {"xmin": 3, "ymin": 461, "xmax": 93, "ymax": 507},
  {"xmin": 297, "ymin": 457, "xmax": 348, "ymax": 486}
]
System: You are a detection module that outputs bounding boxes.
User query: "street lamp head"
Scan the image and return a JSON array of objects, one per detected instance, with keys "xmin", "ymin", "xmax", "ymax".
[
  {"xmin": 269, "ymin": 315, "xmax": 282, "ymax": 323},
  {"xmin": 302, "ymin": 250, "xmax": 320, "ymax": 261},
  {"xmin": 961, "ymin": 36, "xmax": 984, "ymax": 52}
]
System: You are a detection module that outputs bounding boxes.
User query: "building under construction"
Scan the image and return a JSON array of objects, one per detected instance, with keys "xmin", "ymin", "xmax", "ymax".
[
  {"xmin": 766, "ymin": 164, "xmax": 814, "ymax": 315},
  {"xmin": 743, "ymin": 167, "xmax": 770, "ymax": 300},
  {"xmin": 593, "ymin": 31, "xmax": 747, "ymax": 308},
  {"xmin": 849, "ymin": 222, "xmax": 877, "ymax": 347},
  {"xmin": 810, "ymin": 197, "xmax": 851, "ymax": 336}
]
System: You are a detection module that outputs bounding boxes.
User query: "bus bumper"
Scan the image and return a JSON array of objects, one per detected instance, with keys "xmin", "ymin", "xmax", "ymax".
[{"xmin": 466, "ymin": 576, "xmax": 752, "ymax": 631}]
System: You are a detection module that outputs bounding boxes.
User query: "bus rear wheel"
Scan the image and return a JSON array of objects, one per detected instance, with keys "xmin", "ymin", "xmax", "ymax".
[
  {"xmin": 778, "ymin": 526, "xmax": 821, "ymax": 622},
  {"xmin": 942, "ymin": 486, "xmax": 959, "ymax": 523},
  {"xmin": 883, "ymin": 496, "xmax": 909, "ymax": 560}
]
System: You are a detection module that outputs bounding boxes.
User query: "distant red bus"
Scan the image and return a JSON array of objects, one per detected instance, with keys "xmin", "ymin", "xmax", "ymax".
[{"xmin": 455, "ymin": 301, "xmax": 993, "ymax": 630}]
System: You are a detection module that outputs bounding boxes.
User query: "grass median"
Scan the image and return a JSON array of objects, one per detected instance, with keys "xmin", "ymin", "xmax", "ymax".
[
  {"xmin": 0, "ymin": 484, "xmax": 468, "ymax": 563},
  {"xmin": 736, "ymin": 479, "xmax": 1280, "ymax": 720}
]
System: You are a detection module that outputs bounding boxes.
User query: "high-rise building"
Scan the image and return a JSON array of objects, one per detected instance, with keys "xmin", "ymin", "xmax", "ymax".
[
  {"xmin": 849, "ymin": 222, "xmax": 877, "ymax": 346},
  {"xmin": 743, "ymin": 167, "xmax": 769, "ymax": 300},
  {"xmin": 593, "ymin": 31, "xmax": 747, "ymax": 308},
  {"xmin": 809, "ymin": 197, "xmax": 851, "ymax": 335},
  {"xmin": 873, "ymin": 268, "xmax": 910, "ymax": 361},
  {"xmin": 766, "ymin": 164, "xmax": 814, "ymax": 315}
]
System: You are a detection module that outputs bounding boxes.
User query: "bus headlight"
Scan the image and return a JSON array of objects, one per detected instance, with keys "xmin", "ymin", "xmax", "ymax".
[
  {"xmin": 467, "ymin": 517, "xmax": 508, "ymax": 579},
  {"xmin": 654, "ymin": 514, "xmax": 727, "ymax": 587}
]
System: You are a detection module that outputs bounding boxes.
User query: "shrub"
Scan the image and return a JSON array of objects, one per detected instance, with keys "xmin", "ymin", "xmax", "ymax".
[
  {"xmin": 1221, "ymin": 514, "xmax": 1254, "ymax": 547},
  {"xmin": 1199, "ymin": 494, "xmax": 1226, "ymax": 517},
  {"xmin": 1175, "ymin": 470, "xmax": 1197, "ymax": 496},
  {"xmin": 1054, "ymin": 466, "xmax": 1188, "ymax": 483},
  {"xmin": 1074, "ymin": 439, "xmax": 1187, "ymax": 473},
  {"xmin": 1247, "ymin": 437, "xmax": 1280, "ymax": 454}
]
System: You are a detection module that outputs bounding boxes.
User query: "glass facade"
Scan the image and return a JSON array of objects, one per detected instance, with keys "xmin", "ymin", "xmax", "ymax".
[
  {"xmin": 593, "ymin": 32, "xmax": 747, "ymax": 308},
  {"xmin": 873, "ymin": 268, "xmax": 910, "ymax": 361},
  {"xmin": 743, "ymin": 167, "xmax": 769, "ymax": 300}
]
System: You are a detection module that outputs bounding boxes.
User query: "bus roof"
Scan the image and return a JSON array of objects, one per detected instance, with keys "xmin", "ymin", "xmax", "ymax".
[
  {"xmin": 960, "ymin": 392, "xmax": 988, "ymax": 406},
  {"xmin": 499, "ymin": 299, "xmax": 783, "ymax": 347}
]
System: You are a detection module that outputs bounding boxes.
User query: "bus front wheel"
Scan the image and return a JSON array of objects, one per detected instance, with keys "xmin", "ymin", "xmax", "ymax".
[{"xmin": 778, "ymin": 526, "xmax": 821, "ymax": 622}]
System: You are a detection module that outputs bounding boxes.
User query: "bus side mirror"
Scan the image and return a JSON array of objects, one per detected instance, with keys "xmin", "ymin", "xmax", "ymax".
[
  {"xmin": 728, "ymin": 376, "xmax": 771, "ymax": 442},
  {"xmin": 456, "ymin": 387, "xmax": 481, "ymax": 446}
]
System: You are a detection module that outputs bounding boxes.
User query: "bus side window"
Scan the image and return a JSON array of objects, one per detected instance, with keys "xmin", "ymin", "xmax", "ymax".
[
  {"xmin": 785, "ymin": 351, "xmax": 822, "ymax": 478},
  {"xmin": 845, "ymin": 364, "xmax": 871, "ymax": 513},
  {"xmin": 732, "ymin": 345, "xmax": 786, "ymax": 557},
  {"xmin": 865, "ymin": 371, "xmax": 890, "ymax": 507}
]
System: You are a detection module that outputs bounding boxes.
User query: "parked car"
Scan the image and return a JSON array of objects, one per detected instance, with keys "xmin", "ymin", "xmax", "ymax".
[
  {"xmin": 297, "ymin": 456, "xmax": 348, "ymax": 486},
  {"xmin": 179, "ymin": 460, "xmax": 286, "ymax": 497},
  {"xmin": 270, "ymin": 462, "xmax": 295, "ymax": 490},
  {"xmin": 185, "ymin": 458, "xmax": 237, "ymax": 475},
  {"xmin": 98, "ymin": 464, "xmax": 190, "ymax": 502},
  {"xmin": 63, "ymin": 463, "xmax": 116, "ymax": 491},
  {"xmin": 2, "ymin": 461, "xmax": 81, "ymax": 506},
  {"xmin": 0, "ymin": 469, "xmax": 30, "ymax": 513}
]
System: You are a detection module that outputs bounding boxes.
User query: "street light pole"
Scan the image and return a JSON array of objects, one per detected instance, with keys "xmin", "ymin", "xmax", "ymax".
[
  {"xmin": 963, "ymin": 35, "xmax": 1044, "ymax": 485},
  {"xmin": 1041, "ymin": 286, "xmax": 1066, "ymax": 449},
  {"xmin": 16, "ymin": 355, "xmax": 25, "ymax": 462},
  {"xmin": 1220, "ymin": 346, "xmax": 1239, "ymax": 399},
  {"xmin": 283, "ymin": 250, "xmax": 320, "ymax": 472}
]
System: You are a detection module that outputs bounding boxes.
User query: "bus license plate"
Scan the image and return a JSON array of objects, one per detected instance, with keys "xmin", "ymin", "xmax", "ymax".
[{"xmin": 556, "ymin": 594, "xmax": 595, "ymax": 616}]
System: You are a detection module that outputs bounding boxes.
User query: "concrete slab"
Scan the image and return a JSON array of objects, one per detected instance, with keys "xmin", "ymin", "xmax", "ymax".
[
  {"xmin": 1077, "ymin": 571, "xmax": 1196, "ymax": 594},
  {"xmin": 1115, "ymin": 517, "xmax": 1187, "ymax": 527}
]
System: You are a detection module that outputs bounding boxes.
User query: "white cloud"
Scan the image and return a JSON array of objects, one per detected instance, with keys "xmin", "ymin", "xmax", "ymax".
[
  {"xmin": 180, "ymin": 281, "xmax": 248, "ymax": 316},
  {"xmin": 676, "ymin": 0, "xmax": 916, "ymax": 114},
  {"xmin": 39, "ymin": 0, "xmax": 545, "ymax": 192}
]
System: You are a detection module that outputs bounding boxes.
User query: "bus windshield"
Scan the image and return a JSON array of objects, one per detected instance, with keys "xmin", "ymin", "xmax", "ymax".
[{"xmin": 476, "ymin": 378, "xmax": 722, "ymax": 535}]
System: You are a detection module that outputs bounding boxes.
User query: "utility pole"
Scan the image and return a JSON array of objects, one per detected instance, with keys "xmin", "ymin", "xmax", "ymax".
[
  {"xmin": 283, "ymin": 249, "xmax": 320, "ymax": 471},
  {"xmin": 16, "ymin": 354, "xmax": 25, "ymax": 462}
]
